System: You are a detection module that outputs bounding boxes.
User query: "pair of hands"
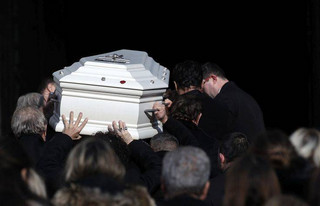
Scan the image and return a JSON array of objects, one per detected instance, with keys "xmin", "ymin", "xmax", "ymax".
[{"xmin": 61, "ymin": 111, "xmax": 133, "ymax": 144}]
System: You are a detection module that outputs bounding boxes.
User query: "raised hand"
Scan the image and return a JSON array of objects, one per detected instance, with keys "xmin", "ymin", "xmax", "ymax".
[
  {"xmin": 108, "ymin": 120, "xmax": 133, "ymax": 145},
  {"xmin": 62, "ymin": 111, "xmax": 88, "ymax": 140}
]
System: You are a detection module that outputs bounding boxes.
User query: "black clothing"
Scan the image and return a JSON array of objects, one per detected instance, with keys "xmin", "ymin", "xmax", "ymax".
[
  {"xmin": 162, "ymin": 117, "xmax": 221, "ymax": 178},
  {"xmin": 178, "ymin": 119, "xmax": 221, "ymax": 178},
  {"xmin": 275, "ymin": 156, "xmax": 315, "ymax": 201},
  {"xmin": 37, "ymin": 132, "xmax": 75, "ymax": 197},
  {"xmin": 38, "ymin": 136, "xmax": 161, "ymax": 198},
  {"xmin": 151, "ymin": 150, "xmax": 168, "ymax": 202},
  {"xmin": 202, "ymin": 81, "xmax": 266, "ymax": 142},
  {"xmin": 73, "ymin": 174, "xmax": 126, "ymax": 194},
  {"xmin": 163, "ymin": 117, "xmax": 200, "ymax": 147},
  {"xmin": 19, "ymin": 133, "xmax": 45, "ymax": 166},
  {"xmin": 205, "ymin": 172, "xmax": 225, "ymax": 206},
  {"xmin": 184, "ymin": 90, "xmax": 232, "ymax": 140},
  {"xmin": 124, "ymin": 140, "xmax": 162, "ymax": 194},
  {"xmin": 157, "ymin": 194, "xmax": 208, "ymax": 206}
]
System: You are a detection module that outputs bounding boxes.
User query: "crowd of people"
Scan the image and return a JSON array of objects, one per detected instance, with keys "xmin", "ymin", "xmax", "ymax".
[{"xmin": 1, "ymin": 61, "xmax": 320, "ymax": 206}]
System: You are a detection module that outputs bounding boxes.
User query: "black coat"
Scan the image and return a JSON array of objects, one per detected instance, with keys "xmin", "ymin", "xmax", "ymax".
[
  {"xmin": 156, "ymin": 194, "xmax": 208, "ymax": 206},
  {"xmin": 178, "ymin": 120, "xmax": 221, "ymax": 179},
  {"xmin": 124, "ymin": 140, "xmax": 162, "ymax": 194},
  {"xmin": 183, "ymin": 90, "xmax": 233, "ymax": 140},
  {"xmin": 37, "ymin": 132, "xmax": 75, "ymax": 198},
  {"xmin": 275, "ymin": 156, "xmax": 315, "ymax": 202},
  {"xmin": 19, "ymin": 133, "xmax": 46, "ymax": 166},
  {"xmin": 163, "ymin": 117, "xmax": 200, "ymax": 147},
  {"xmin": 205, "ymin": 172, "xmax": 226, "ymax": 206},
  {"xmin": 200, "ymin": 82, "xmax": 266, "ymax": 142},
  {"xmin": 162, "ymin": 117, "xmax": 221, "ymax": 179}
]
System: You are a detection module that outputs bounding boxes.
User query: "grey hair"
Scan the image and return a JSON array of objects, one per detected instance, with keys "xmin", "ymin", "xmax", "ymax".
[
  {"xmin": 11, "ymin": 106, "xmax": 47, "ymax": 137},
  {"xmin": 16, "ymin": 92, "xmax": 44, "ymax": 110},
  {"xmin": 161, "ymin": 146, "xmax": 210, "ymax": 198},
  {"xmin": 289, "ymin": 127, "xmax": 320, "ymax": 167},
  {"xmin": 150, "ymin": 133, "xmax": 179, "ymax": 152}
]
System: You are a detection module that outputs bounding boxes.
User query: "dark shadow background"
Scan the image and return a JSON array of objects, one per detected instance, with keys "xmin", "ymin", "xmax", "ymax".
[{"xmin": 1, "ymin": 0, "xmax": 320, "ymax": 136}]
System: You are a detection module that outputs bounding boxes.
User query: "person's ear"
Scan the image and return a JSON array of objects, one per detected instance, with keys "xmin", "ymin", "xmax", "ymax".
[
  {"xmin": 211, "ymin": 75, "xmax": 219, "ymax": 84},
  {"xmin": 219, "ymin": 153, "xmax": 225, "ymax": 168},
  {"xmin": 199, "ymin": 181, "xmax": 210, "ymax": 200},
  {"xmin": 174, "ymin": 81, "xmax": 178, "ymax": 91},
  {"xmin": 212, "ymin": 75, "xmax": 218, "ymax": 80},
  {"xmin": 21, "ymin": 168, "xmax": 28, "ymax": 182},
  {"xmin": 41, "ymin": 125, "xmax": 47, "ymax": 142},
  {"xmin": 194, "ymin": 113, "xmax": 202, "ymax": 125}
]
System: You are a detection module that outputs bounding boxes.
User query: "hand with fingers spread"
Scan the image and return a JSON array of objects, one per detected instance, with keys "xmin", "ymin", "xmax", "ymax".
[
  {"xmin": 108, "ymin": 120, "xmax": 133, "ymax": 145},
  {"xmin": 152, "ymin": 101, "xmax": 168, "ymax": 124},
  {"xmin": 62, "ymin": 111, "xmax": 88, "ymax": 140}
]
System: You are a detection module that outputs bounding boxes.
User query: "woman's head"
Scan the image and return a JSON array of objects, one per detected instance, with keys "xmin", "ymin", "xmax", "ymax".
[
  {"xmin": 224, "ymin": 153, "xmax": 281, "ymax": 206},
  {"xmin": 64, "ymin": 137, "xmax": 126, "ymax": 183}
]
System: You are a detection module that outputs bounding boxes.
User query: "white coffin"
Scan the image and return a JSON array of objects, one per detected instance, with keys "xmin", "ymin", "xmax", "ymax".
[{"xmin": 49, "ymin": 49, "xmax": 170, "ymax": 139}]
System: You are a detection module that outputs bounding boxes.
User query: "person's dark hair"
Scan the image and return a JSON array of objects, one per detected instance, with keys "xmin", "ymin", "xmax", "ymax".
[
  {"xmin": 163, "ymin": 89, "xmax": 179, "ymax": 103},
  {"xmin": 150, "ymin": 132, "xmax": 179, "ymax": 152},
  {"xmin": 38, "ymin": 77, "xmax": 56, "ymax": 94},
  {"xmin": 220, "ymin": 132, "xmax": 250, "ymax": 164},
  {"xmin": 263, "ymin": 129, "xmax": 298, "ymax": 169},
  {"xmin": 171, "ymin": 60, "xmax": 203, "ymax": 89},
  {"xmin": 170, "ymin": 94, "xmax": 202, "ymax": 122},
  {"xmin": 224, "ymin": 153, "xmax": 281, "ymax": 206},
  {"xmin": 94, "ymin": 131, "xmax": 130, "ymax": 168},
  {"xmin": 202, "ymin": 62, "xmax": 227, "ymax": 79}
]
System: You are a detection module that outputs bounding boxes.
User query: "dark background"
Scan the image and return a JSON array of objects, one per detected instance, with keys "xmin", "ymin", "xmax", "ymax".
[{"xmin": 1, "ymin": 0, "xmax": 320, "ymax": 136}]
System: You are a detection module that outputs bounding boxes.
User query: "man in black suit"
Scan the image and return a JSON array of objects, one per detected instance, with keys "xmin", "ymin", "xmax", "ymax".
[{"xmin": 201, "ymin": 62, "xmax": 266, "ymax": 142}]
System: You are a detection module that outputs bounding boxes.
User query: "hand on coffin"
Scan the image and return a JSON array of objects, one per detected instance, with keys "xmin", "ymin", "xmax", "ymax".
[
  {"xmin": 152, "ymin": 101, "xmax": 168, "ymax": 124},
  {"xmin": 108, "ymin": 120, "xmax": 133, "ymax": 145},
  {"xmin": 62, "ymin": 111, "xmax": 88, "ymax": 140}
]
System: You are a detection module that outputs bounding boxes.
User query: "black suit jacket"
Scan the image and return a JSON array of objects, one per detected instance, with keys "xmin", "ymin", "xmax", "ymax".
[
  {"xmin": 37, "ymin": 132, "xmax": 75, "ymax": 197},
  {"xmin": 19, "ymin": 133, "xmax": 46, "ymax": 166},
  {"xmin": 184, "ymin": 90, "xmax": 233, "ymax": 141},
  {"xmin": 205, "ymin": 172, "xmax": 226, "ymax": 206},
  {"xmin": 213, "ymin": 81, "xmax": 266, "ymax": 142},
  {"xmin": 178, "ymin": 120, "xmax": 221, "ymax": 179}
]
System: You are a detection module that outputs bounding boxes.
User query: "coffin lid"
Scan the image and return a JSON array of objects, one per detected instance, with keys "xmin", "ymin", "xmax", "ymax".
[{"xmin": 53, "ymin": 49, "xmax": 170, "ymax": 90}]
